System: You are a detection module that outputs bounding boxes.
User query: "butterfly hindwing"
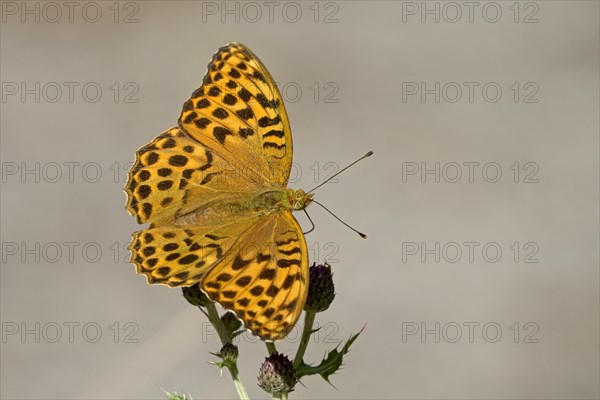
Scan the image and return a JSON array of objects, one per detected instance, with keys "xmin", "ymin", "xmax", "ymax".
[
  {"xmin": 202, "ymin": 210, "xmax": 308, "ymax": 340},
  {"xmin": 129, "ymin": 214, "xmax": 258, "ymax": 287},
  {"xmin": 129, "ymin": 208, "xmax": 308, "ymax": 340},
  {"xmin": 178, "ymin": 42, "xmax": 293, "ymax": 187}
]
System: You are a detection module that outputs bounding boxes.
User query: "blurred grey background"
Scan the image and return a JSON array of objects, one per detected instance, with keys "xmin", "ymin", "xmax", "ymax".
[{"xmin": 1, "ymin": 1, "xmax": 598, "ymax": 399}]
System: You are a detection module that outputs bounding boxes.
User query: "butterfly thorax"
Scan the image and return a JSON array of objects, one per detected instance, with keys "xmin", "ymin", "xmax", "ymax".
[{"xmin": 253, "ymin": 189, "xmax": 313, "ymax": 213}]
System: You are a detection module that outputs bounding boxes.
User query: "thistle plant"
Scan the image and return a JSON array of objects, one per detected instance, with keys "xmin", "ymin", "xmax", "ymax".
[{"xmin": 172, "ymin": 262, "xmax": 363, "ymax": 400}]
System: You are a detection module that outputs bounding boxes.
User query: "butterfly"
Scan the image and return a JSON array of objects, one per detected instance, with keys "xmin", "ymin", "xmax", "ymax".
[{"xmin": 125, "ymin": 43, "xmax": 314, "ymax": 341}]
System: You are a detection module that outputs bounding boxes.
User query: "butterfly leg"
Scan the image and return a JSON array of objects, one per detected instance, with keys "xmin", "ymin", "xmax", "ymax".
[{"xmin": 302, "ymin": 209, "xmax": 315, "ymax": 235}]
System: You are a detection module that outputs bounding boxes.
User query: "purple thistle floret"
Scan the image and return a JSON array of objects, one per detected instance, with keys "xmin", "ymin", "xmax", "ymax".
[{"xmin": 258, "ymin": 352, "xmax": 297, "ymax": 395}]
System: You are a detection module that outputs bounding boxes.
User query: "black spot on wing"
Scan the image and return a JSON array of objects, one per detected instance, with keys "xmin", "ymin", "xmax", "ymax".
[
  {"xmin": 277, "ymin": 259, "xmax": 301, "ymax": 268},
  {"xmin": 142, "ymin": 247, "xmax": 155, "ymax": 257},
  {"xmin": 162, "ymin": 138, "xmax": 176, "ymax": 148},
  {"xmin": 138, "ymin": 170, "xmax": 151, "ymax": 181},
  {"xmin": 237, "ymin": 298, "xmax": 250, "ymax": 307},
  {"xmin": 236, "ymin": 276, "xmax": 252, "ymax": 287},
  {"xmin": 259, "ymin": 268, "xmax": 276, "ymax": 280},
  {"xmin": 169, "ymin": 155, "xmax": 188, "ymax": 167},
  {"xmin": 263, "ymin": 129, "xmax": 285, "ymax": 138},
  {"xmin": 174, "ymin": 271, "xmax": 189, "ymax": 280},
  {"xmin": 263, "ymin": 307, "xmax": 275, "ymax": 317},
  {"xmin": 276, "ymin": 237, "xmax": 297, "ymax": 246},
  {"xmin": 206, "ymin": 281, "xmax": 221, "ymax": 289},
  {"xmin": 256, "ymin": 253, "xmax": 271, "ymax": 263},
  {"xmin": 217, "ymin": 273, "xmax": 233, "ymax": 282},
  {"xmin": 282, "ymin": 274, "xmax": 296, "ymax": 289},
  {"xmin": 212, "ymin": 107, "xmax": 229, "ymax": 119},
  {"xmin": 263, "ymin": 142, "xmax": 286, "ymax": 150},
  {"xmin": 157, "ymin": 180, "xmax": 173, "ymax": 190},
  {"xmin": 138, "ymin": 185, "xmax": 151, "ymax": 199},
  {"xmin": 194, "ymin": 117, "xmax": 211, "ymax": 129},
  {"xmin": 285, "ymin": 299, "xmax": 299, "ymax": 311},
  {"xmin": 158, "ymin": 168, "xmax": 172, "ymax": 177},
  {"xmin": 238, "ymin": 87, "xmax": 252, "ymax": 102},
  {"xmin": 142, "ymin": 203, "xmax": 152, "ymax": 218},
  {"xmin": 208, "ymin": 86, "xmax": 221, "ymax": 97},
  {"xmin": 279, "ymin": 247, "xmax": 301, "ymax": 256},
  {"xmin": 256, "ymin": 93, "xmax": 276, "ymax": 109},
  {"xmin": 213, "ymin": 126, "xmax": 233, "ymax": 144},
  {"xmin": 146, "ymin": 152, "xmax": 159, "ymax": 165},
  {"xmin": 238, "ymin": 127, "xmax": 254, "ymax": 138},
  {"xmin": 232, "ymin": 255, "xmax": 251, "ymax": 270},
  {"xmin": 223, "ymin": 94, "xmax": 237, "ymax": 105},
  {"xmin": 236, "ymin": 107, "xmax": 254, "ymax": 120},
  {"xmin": 258, "ymin": 116, "xmax": 281, "ymax": 128},
  {"xmin": 196, "ymin": 98, "xmax": 210, "ymax": 109},
  {"xmin": 179, "ymin": 254, "xmax": 199, "ymax": 265},
  {"xmin": 250, "ymin": 286, "xmax": 264, "ymax": 296},
  {"xmin": 252, "ymin": 71, "xmax": 266, "ymax": 82},
  {"xmin": 182, "ymin": 100, "xmax": 194, "ymax": 112}
]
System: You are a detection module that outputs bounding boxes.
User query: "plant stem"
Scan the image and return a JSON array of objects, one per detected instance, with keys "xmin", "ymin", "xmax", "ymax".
[
  {"xmin": 272, "ymin": 393, "xmax": 288, "ymax": 400},
  {"xmin": 203, "ymin": 303, "xmax": 248, "ymax": 400},
  {"xmin": 205, "ymin": 303, "xmax": 231, "ymax": 344},
  {"xmin": 228, "ymin": 363, "xmax": 250, "ymax": 400},
  {"xmin": 265, "ymin": 341, "xmax": 277, "ymax": 355},
  {"xmin": 293, "ymin": 311, "xmax": 316, "ymax": 368}
]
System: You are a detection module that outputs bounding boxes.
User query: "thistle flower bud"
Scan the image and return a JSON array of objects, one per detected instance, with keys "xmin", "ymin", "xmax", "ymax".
[
  {"xmin": 257, "ymin": 352, "xmax": 297, "ymax": 396},
  {"xmin": 304, "ymin": 263, "xmax": 335, "ymax": 313},
  {"xmin": 182, "ymin": 283, "xmax": 212, "ymax": 307},
  {"xmin": 219, "ymin": 342, "xmax": 239, "ymax": 363},
  {"xmin": 221, "ymin": 311, "xmax": 242, "ymax": 333}
]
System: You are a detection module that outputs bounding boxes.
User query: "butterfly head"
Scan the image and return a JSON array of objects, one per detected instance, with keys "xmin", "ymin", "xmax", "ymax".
[{"xmin": 288, "ymin": 189, "xmax": 313, "ymax": 211}]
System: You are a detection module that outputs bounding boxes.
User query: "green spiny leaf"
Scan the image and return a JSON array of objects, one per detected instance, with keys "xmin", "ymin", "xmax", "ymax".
[{"xmin": 296, "ymin": 326, "xmax": 364, "ymax": 383}]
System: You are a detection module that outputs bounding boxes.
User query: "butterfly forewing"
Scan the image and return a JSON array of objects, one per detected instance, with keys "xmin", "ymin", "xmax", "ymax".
[
  {"xmin": 125, "ymin": 127, "xmax": 261, "ymax": 226},
  {"xmin": 178, "ymin": 43, "xmax": 293, "ymax": 187}
]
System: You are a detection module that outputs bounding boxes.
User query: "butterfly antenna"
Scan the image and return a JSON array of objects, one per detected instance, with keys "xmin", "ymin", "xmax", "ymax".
[
  {"xmin": 308, "ymin": 151, "xmax": 373, "ymax": 193},
  {"xmin": 312, "ymin": 200, "xmax": 367, "ymax": 239}
]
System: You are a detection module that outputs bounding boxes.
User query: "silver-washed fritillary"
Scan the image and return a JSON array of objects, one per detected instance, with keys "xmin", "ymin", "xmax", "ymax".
[{"xmin": 125, "ymin": 43, "xmax": 314, "ymax": 341}]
